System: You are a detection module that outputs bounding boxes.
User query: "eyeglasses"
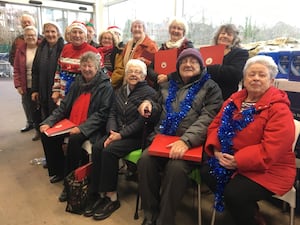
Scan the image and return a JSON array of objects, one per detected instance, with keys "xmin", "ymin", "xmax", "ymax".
[{"xmin": 127, "ymin": 70, "xmax": 143, "ymax": 75}]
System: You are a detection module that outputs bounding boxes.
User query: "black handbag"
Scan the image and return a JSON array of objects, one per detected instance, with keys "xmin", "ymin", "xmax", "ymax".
[{"xmin": 64, "ymin": 162, "xmax": 92, "ymax": 214}]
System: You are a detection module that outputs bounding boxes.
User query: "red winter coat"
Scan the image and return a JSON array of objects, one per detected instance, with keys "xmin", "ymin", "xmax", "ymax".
[{"xmin": 205, "ymin": 86, "xmax": 296, "ymax": 196}]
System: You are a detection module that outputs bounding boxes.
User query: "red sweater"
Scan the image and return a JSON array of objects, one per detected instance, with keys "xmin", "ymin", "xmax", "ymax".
[{"xmin": 52, "ymin": 42, "xmax": 101, "ymax": 98}]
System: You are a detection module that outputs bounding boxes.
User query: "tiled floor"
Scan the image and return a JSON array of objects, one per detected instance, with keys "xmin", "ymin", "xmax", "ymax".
[{"xmin": 0, "ymin": 78, "xmax": 299, "ymax": 225}]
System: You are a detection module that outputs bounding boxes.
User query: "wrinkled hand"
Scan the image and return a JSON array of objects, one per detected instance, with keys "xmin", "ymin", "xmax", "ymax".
[
  {"xmin": 168, "ymin": 140, "xmax": 189, "ymax": 159},
  {"xmin": 104, "ymin": 130, "xmax": 122, "ymax": 148},
  {"xmin": 157, "ymin": 74, "xmax": 168, "ymax": 84},
  {"xmin": 40, "ymin": 124, "xmax": 50, "ymax": 133},
  {"xmin": 138, "ymin": 100, "xmax": 152, "ymax": 118},
  {"xmin": 69, "ymin": 126, "xmax": 81, "ymax": 135},
  {"xmin": 214, "ymin": 150, "xmax": 237, "ymax": 170}
]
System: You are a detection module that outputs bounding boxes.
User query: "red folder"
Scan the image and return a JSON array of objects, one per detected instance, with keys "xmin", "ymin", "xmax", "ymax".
[
  {"xmin": 75, "ymin": 162, "xmax": 92, "ymax": 181},
  {"xmin": 148, "ymin": 134, "xmax": 202, "ymax": 162},
  {"xmin": 44, "ymin": 119, "xmax": 76, "ymax": 137},
  {"xmin": 154, "ymin": 48, "xmax": 177, "ymax": 75},
  {"xmin": 199, "ymin": 45, "xmax": 225, "ymax": 66}
]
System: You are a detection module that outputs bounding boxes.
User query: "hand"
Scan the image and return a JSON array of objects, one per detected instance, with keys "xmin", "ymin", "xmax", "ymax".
[
  {"xmin": 40, "ymin": 124, "xmax": 50, "ymax": 133},
  {"xmin": 217, "ymin": 152, "xmax": 237, "ymax": 170},
  {"xmin": 17, "ymin": 87, "xmax": 23, "ymax": 95},
  {"xmin": 69, "ymin": 126, "xmax": 81, "ymax": 135},
  {"xmin": 168, "ymin": 140, "xmax": 189, "ymax": 159},
  {"xmin": 104, "ymin": 130, "xmax": 122, "ymax": 148},
  {"xmin": 138, "ymin": 100, "xmax": 152, "ymax": 118},
  {"xmin": 52, "ymin": 92, "xmax": 60, "ymax": 104},
  {"xmin": 157, "ymin": 74, "xmax": 168, "ymax": 83},
  {"xmin": 31, "ymin": 92, "xmax": 39, "ymax": 101}
]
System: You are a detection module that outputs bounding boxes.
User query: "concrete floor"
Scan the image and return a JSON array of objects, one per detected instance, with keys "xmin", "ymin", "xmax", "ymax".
[{"xmin": 0, "ymin": 78, "xmax": 300, "ymax": 225}]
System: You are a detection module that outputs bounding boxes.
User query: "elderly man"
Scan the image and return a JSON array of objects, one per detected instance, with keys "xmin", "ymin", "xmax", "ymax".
[{"xmin": 137, "ymin": 48, "xmax": 223, "ymax": 225}]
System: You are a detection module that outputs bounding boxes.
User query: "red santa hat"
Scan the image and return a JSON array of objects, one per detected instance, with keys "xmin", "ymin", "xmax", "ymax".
[
  {"xmin": 107, "ymin": 25, "xmax": 123, "ymax": 39},
  {"xmin": 69, "ymin": 21, "xmax": 87, "ymax": 36}
]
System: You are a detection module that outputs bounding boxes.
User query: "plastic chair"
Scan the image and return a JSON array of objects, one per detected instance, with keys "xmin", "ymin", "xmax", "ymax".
[{"xmin": 211, "ymin": 119, "xmax": 300, "ymax": 225}]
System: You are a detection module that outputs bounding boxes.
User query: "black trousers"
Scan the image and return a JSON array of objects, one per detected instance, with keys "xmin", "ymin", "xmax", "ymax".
[
  {"xmin": 41, "ymin": 133, "xmax": 65, "ymax": 177},
  {"xmin": 137, "ymin": 149, "xmax": 192, "ymax": 225},
  {"xmin": 88, "ymin": 136, "xmax": 142, "ymax": 195},
  {"xmin": 64, "ymin": 133, "xmax": 89, "ymax": 177},
  {"xmin": 200, "ymin": 163, "xmax": 273, "ymax": 225},
  {"xmin": 41, "ymin": 132, "xmax": 89, "ymax": 178}
]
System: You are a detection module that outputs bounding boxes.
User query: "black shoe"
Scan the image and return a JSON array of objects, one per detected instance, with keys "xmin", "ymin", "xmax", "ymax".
[
  {"xmin": 50, "ymin": 175, "xmax": 63, "ymax": 183},
  {"xmin": 93, "ymin": 197, "xmax": 120, "ymax": 220},
  {"xmin": 20, "ymin": 124, "xmax": 33, "ymax": 132},
  {"xmin": 32, "ymin": 131, "xmax": 41, "ymax": 141},
  {"xmin": 142, "ymin": 218, "xmax": 156, "ymax": 225},
  {"xmin": 84, "ymin": 196, "xmax": 104, "ymax": 217},
  {"xmin": 58, "ymin": 188, "xmax": 67, "ymax": 202}
]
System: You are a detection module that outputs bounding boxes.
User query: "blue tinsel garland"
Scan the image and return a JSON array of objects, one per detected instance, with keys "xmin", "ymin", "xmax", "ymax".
[
  {"xmin": 208, "ymin": 101, "xmax": 256, "ymax": 212},
  {"xmin": 60, "ymin": 71, "xmax": 79, "ymax": 95},
  {"xmin": 160, "ymin": 73, "xmax": 210, "ymax": 135}
]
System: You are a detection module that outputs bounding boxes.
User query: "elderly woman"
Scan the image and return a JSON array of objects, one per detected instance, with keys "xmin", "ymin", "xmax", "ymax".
[
  {"xmin": 148, "ymin": 18, "xmax": 193, "ymax": 88},
  {"xmin": 31, "ymin": 21, "xmax": 65, "ymax": 141},
  {"xmin": 52, "ymin": 21, "xmax": 101, "ymax": 103},
  {"xmin": 83, "ymin": 59, "xmax": 156, "ymax": 221},
  {"xmin": 40, "ymin": 52, "xmax": 114, "ymax": 201},
  {"xmin": 13, "ymin": 25, "xmax": 41, "ymax": 136},
  {"xmin": 97, "ymin": 30, "xmax": 124, "ymax": 89},
  {"xmin": 122, "ymin": 20, "xmax": 158, "ymax": 70},
  {"xmin": 207, "ymin": 24, "xmax": 249, "ymax": 100},
  {"xmin": 201, "ymin": 55, "xmax": 296, "ymax": 225},
  {"xmin": 137, "ymin": 48, "xmax": 223, "ymax": 225}
]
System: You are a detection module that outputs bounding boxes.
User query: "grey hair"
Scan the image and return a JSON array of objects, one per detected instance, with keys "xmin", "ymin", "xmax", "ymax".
[
  {"xmin": 131, "ymin": 20, "xmax": 146, "ymax": 32},
  {"xmin": 243, "ymin": 55, "xmax": 278, "ymax": 79},
  {"xmin": 21, "ymin": 14, "xmax": 35, "ymax": 25},
  {"xmin": 80, "ymin": 51, "xmax": 100, "ymax": 70},
  {"xmin": 23, "ymin": 25, "xmax": 38, "ymax": 37},
  {"xmin": 212, "ymin": 24, "xmax": 241, "ymax": 48},
  {"xmin": 168, "ymin": 17, "xmax": 188, "ymax": 36},
  {"xmin": 125, "ymin": 59, "xmax": 147, "ymax": 77}
]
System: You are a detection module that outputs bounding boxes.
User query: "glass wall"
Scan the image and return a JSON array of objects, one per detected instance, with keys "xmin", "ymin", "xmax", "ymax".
[{"xmin": 102, "ymin": 0, "xmax": 300, "ymax": 47}]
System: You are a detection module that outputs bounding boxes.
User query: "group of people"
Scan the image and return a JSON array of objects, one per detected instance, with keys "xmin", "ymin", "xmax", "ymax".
[{"xmin": 10, "ymin": 13, "xmax": 296, "ymax": 225}]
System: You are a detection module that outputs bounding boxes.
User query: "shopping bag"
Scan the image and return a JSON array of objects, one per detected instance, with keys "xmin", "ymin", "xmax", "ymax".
[{"xmin": 65, "ymin": 162, "xmax": 92, "ymax": 214}]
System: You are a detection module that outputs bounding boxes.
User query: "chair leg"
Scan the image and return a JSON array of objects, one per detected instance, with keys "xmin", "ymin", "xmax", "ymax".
[
  {"xmin": 290, "ymin": 207, "xmax": 295, "ymax": 225},
  {"xmin": 211, "ymin": 208, "xmax": 216, "ymax": 225},
  {"xmin": 198, "ymin": 183, "xmax": 202, "ymax": 225},
  {"xmin": 134, "ymin": 192, "xmax": 140, "ymax": 220}
]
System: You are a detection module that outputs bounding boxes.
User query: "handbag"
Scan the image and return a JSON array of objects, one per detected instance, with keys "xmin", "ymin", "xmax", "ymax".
[{"xmin": 65, "ymin": 162, "xmax": 92, "ymax": 214}]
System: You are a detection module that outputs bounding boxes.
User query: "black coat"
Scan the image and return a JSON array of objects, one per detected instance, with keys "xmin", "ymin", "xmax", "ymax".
[
  {"xmin": 41, "ymin": 70, "xmax": 114, "ymax": 143},
  {"xmin": 106, "ymin": 81, "xmax": 156, "ymax": 139},
  {"xmin": 207, "ymin": 47, "xmax": 249, "ymax": 100}
]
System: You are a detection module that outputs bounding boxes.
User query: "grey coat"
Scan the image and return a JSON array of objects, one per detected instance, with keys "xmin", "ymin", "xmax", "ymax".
[{"xmin": 149, "ymin": 70, "xmax": 223, "ymax": 148}]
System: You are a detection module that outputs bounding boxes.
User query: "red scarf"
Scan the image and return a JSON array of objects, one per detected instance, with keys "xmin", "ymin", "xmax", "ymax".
[{"xmin": 69, "ymin": 93, "xmax": 91, "ymax": 125}]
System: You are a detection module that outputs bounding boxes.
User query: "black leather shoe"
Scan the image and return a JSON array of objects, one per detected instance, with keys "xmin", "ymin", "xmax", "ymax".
[
  {"xmin": 50, "ymin": 175, "xmax": 63, "ymax": 183},
  {"xmin": 93, "ymin": 197, "xmax": 120, "ymax": 220},
  {"xmin": 58, "ymin": 188, "xmax": 67, "ymax": 202},
  {"xmin": 142, "ymin": 218, "xmax": 156, "ymax": 225},
  {"xmin": 20, "ymin": 124, "xmax": 33, "ymax": 132},
  {"xmin": 84, "ymin": 196, "xmax": 104, "ymax": 217}
]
